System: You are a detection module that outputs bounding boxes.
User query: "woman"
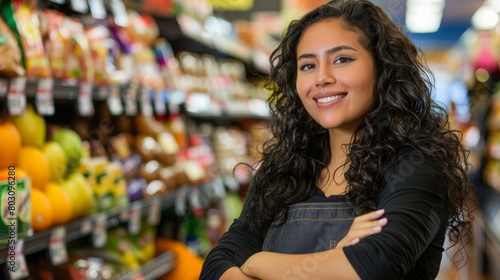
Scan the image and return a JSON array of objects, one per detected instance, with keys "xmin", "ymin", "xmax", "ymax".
[{"xmin": 201, "ymin": 0, "xmax": 476, "ymax": 279}]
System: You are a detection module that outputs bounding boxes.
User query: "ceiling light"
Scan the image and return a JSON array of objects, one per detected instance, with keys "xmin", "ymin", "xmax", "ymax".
[
  {"xmin": 485, "ymin": 0, "xmax": 500, "ymax": 12},
  {"xmin": 472, "ymin": 6, "xmax": 499, "ymax": 30},
  {"xmin": 405, "ymin": 0, "xmax": 445, "ymax": 33}
]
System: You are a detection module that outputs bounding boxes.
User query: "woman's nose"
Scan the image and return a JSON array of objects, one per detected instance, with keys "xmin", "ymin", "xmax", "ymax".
[{"xmin": 315, "ymin": 64, "xmax": 335, "ymax": 87}]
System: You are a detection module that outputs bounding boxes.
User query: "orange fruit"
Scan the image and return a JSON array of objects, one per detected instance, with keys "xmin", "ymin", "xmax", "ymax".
[
  {"xmin": 31, "ymin": 188, "xmax": 53, "ymax": 232},
  {"xmin": 0, "ymin": 120, "xmax": 22, "ymax": 169},
  {"xmin": 16, "ymin": 146, "xmax": 50, "ymax": 191},
  {"xmin": 44, "ymin": 182, "xmax": 73, "ymax": 225}
]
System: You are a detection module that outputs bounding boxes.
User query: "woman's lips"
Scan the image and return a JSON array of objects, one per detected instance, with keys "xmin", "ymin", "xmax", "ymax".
[{"xmin": 313, "ymin": 93, "xmax": 347, "ymax": 107}]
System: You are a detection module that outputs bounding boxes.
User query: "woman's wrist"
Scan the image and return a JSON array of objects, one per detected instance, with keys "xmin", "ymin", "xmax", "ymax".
[{"xmin": 221, "ymin": 266, "xmax": 256, "ymax": 280}]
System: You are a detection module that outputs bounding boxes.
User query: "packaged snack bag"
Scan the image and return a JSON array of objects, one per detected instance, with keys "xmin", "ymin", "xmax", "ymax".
[
  {"xmin": 64, "ymin": 18, "xmax": 93, "ymax": 83},
  {"xmin": 0, "ymin": 15, "xmax": 25, "ymax": 77},
  {"xmin": 44, "ymin": 10, "xmax": 72, "ymax": 79},
  {"xmin": 6, "ymin": 0, "xmax": 51, "ymax": 78}
]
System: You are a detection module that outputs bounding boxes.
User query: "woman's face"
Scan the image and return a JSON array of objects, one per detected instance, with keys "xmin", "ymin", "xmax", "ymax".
[{"xmin": 296, "ymin": 18, "xmax": 375, "ymax": 132}]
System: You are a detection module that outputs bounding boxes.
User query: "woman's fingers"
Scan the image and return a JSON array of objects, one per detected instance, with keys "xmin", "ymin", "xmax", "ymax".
[
  {"xmin": 354, "ymin": 209, "xmax": 385, "ymax": 222},
  {"xmin": 337, "ymin": 209, "xmax": 388, "ymax": 248}
]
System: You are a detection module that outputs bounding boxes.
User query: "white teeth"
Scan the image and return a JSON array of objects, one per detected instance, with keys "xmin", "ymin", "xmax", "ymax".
[{"xmin": 316, "ymin": 94, "xmax": 345, "ymax": 103}]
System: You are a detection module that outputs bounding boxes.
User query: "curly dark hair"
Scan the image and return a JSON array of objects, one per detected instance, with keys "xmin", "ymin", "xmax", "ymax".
[{"xmin": 246, "ymin": 0, "xmax": 476, "ymax": 264}]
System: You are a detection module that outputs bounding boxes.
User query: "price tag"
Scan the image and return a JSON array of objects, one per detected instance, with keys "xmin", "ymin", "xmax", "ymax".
[
  {"xmin": 154, "ymin": 89, "xmax": 167, "ymax": 116},
  {"xmin": 128, "ymin": 202, "xmax": 142, "ymax": 235},
  {"xmin": 131, "ymin": 274, "xmax": 145, "ymax": 280},
  {"xmin": 7, "ymin": 77, "xmax": 27, "ymax": 116},
  {"xmin": 78, "ymin": 83, "xmax": 94, "ymax": 116},
  {"xmin": 8, "ymin": 239, "xmax": 30, "ymax": 279},
  {"xmin": 120, "ymin": 207, "xmax": 129, "ymax": 222},
  {"xmin": 36, "ymin": 78, "xmax": 55, "ymax": 115},
  {"xmin": 92, "ymin": 213, "xmax": 107, "ymax": 248},
  {"xmin": 110, "ymin": 0, "xmax": 129, "ymax": 27},
  {"xmin": 88, "ymin": 0, "xmax": 107, "ymax": 19},
  {"xmin": 140, "ymin": 87, "xmax": 153, "ymax": 117},
  {"xmin": 148, "ymin": 198, "xmax": 161, "ymax": 226},
  {"xmin": 81, "ymin": 219, "xmax": 92, "ymax": 234},
  {"xmin": 0, "ymin": 79, "xmax": 8, "ymax": 97},
  {"xmin": 124, "ymin": 84, "xmax": 138, "ymax": 116},
  {"xmin": 49, "ymin": 226, "xmax": 68, "ymax": 265},
  {"xmin": 70, "ymin": 0, "xmax": 89, "ymax": 13},
  {"xmin": 107, "ymin": 85, "xmax": 124, "ymax": 115}
]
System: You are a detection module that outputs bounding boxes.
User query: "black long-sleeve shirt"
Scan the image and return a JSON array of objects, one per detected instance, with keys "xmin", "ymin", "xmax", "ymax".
[{"xmin": 201, "ymin": 147, "xmax": 448, "ymax": 279}]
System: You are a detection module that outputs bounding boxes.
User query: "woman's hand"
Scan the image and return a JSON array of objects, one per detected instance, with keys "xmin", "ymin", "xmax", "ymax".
[
  {"xmin": 221, "ymin": 266, "xmax": 259, "ymax": 280},
  {"xmin": 336, "ymin": 209, "xmax": 388, "ymax": 248}
]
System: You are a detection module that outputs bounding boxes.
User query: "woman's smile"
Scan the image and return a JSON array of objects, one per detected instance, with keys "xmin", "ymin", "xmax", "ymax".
[{"xmin": 295, "ymin": 18, "xmax": 376, "ymax": 132}]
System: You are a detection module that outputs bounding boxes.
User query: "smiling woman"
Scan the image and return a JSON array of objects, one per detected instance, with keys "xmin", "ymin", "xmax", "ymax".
[
  {"xmin": 200, "ymin": 0, "xmax": 477, "ymax": 279},
  {"xmin": 295, "ymin": 18, "xmax": 375, "ymax": 141}
]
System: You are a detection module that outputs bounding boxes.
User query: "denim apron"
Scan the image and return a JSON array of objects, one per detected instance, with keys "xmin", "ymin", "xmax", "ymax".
[{"xmin": 262, "ymin": 198, "xmax": 356, "ymax": 254}]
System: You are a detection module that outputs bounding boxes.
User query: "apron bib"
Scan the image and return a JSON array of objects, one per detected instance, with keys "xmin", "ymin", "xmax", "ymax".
[{"xmin": 263, "ymin": 201, "xmax": 355, "ymax": 254}]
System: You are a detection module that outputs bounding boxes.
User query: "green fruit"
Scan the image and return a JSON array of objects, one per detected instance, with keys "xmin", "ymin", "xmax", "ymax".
[
  {"xmin": 43, "ymin": 141, "xmax": 68, "ymax": 182},
  {"xmin": 61, "ymin": 173, "xmax": 96, "ymax": 218},
  {"xmin": 10, "ymin": 105, "xmax": 46, "ymax": 148},
  {"xmin": 52, "ymin": 129, "xmax": 83, "ymax": 176}
]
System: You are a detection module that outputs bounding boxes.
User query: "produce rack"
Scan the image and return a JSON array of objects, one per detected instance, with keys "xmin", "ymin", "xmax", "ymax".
[
  {"xmin": 119, "ymin": 250, "xmax": 176, "ymax": 280},
  {"xmin": 0, "ymin": 191, "xmax": 179, "ymax": 279}
]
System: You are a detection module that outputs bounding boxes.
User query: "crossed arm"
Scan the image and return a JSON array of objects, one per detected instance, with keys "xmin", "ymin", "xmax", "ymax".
[{"xmin": 220, "ymin": 209, "xmax": 386, "ymax": 280}]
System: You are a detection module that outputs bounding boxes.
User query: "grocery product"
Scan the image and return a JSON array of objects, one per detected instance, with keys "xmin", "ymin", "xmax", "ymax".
[
  {"xmin": 4, "ymin": 0, "xmax": 51, "ymax": 78},
  {"xmin": 16, "ymin": 146, "xmax": 50, "ymax": 191},
  {"xmin": 0, "ymin": 120, "xmax": 22, "ymax": 169},
  {"xmin": 31, "ymin": 188, "xmax": 53, "ymax": 232},
  {"xmin": 52, "ymin": 128, "xmax": 83, "ymax": 177},
  {"xmin": 0, "ymin": 15, "xmax": 24, "ymax": 77},
  {"xmin": 42, "ymin": 141, "xmax": 68, "ymax": 183},
  {"xmin": 9, "ymin": 104, "xmax": 46, "ymax": 148},
  {"xmin": 44, "ymin": 182, "xmax": 73, "ymax": 225}
]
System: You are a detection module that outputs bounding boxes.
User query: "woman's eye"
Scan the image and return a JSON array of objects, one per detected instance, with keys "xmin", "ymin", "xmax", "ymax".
[
  {"xmin": 299, "ymin": 63, "xmax": 315, "ymax": 71},
  {"xmin": 334, "ymin": 57, "xmax": 353, "ymax": 64}
]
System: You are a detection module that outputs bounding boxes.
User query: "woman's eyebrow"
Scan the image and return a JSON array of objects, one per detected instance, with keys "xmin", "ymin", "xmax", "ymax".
[{"xmin": 297, "ymin": 45, "xmax": 358, "ymax": 61}]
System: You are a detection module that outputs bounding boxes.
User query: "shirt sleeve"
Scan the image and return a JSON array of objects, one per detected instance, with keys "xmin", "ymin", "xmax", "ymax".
[
  {"xmin": 200, "ymin": 185, "xmax": 264, "ymax": 280},
  {"xmin": 343, "ymin": 147, "xmax": 448, "ymax": 279}
]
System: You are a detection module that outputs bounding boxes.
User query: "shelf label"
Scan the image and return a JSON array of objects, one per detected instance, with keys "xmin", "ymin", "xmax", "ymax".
[
  {"xmin": 70, "ymin": 0, "xmax": 89, "ymax": 13},
  {"xmin": 7, "ymin": 77, "xmax": 27, "ymax": 116},
  {"xmin": 148, "ymin": 198, "xmax": 161, "ymax": 226},
  {"xmin": 88, "ymin": 0, "xmax": 107, "ymax": 19},
  {"xmin": 0, "ymin": 78, "xmax": 8, "ymax": 97},
  {"xmin": 49, "ymin": 226, "xmax": 68, "ymax": 265},
  {"xmin": 81, "ymin": 219, "xmax": 92, "ymax": 234},
  {"xmin": 107, "ymin": 85, "xmax": 124, "ymax": 115},
  {"xmin": 36, "ymin": 78, "xmax": 55, "ymax": 115},
  {"xmin": 154, "ymin": 89, "xmax": 167, "ymax": 116},
  {"xmin": 92, "ymin": 213, "xmax": 107, "ymax": 248},
  {"xmin": 128, "ymin": 202, "xmax": 141, "ymax": 235},
  {"xmin": 120, "ymin": 207, "xmax": 129, "ymax": 221},
  {"xmin": 140, "ymin": 87, "xmax": 153, "ymax": 117},
  {"xmin": 131, "ymin": 274, "xmax": 145, "ymax": 280},
  {"xmin": 125, "ymin": 84, "xmax": 138, "ymax": 116},
  {"xmin": 78, "ymin": 83, "xmax": 94, "ymax": 116},
  {"xmin": 8, "ymin": 239, "xmax": 29, "ymax": 279},
  {"xmin": 110, "ymin": 0, "xmax": 129, "ymax": 27}
]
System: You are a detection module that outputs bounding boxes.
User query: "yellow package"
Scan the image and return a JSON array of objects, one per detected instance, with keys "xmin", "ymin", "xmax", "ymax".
[{"xmin": 13, "ymin": 2, "xmax": 51, "ymax": 78}]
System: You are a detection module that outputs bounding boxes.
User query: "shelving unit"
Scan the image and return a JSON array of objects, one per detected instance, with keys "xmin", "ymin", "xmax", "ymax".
[
  {"xmin": 0, "ymin": 1, "xmax": 270, "ymax": 279},
  {"xmin": 0, "ymin": 190, "xmax": 177, "ymax": 264},
  {"xmin": 119, "ymin": 250, "xmax": 176, "ymax": 280}
]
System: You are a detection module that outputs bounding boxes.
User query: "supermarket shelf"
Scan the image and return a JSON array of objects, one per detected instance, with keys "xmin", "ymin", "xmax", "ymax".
[
  {"xmin": 154, "ymin": 14, "xmax": 270, "ymax": 74},
  {"xmin": 0, "ymin": 79, "xmax": 132, "ymax": 101},
  {"xmin": 0, "ymin": 191, "xmax": 176, "ymax": 264},
  {"xmin": 185, "ymin": 98, "xmax": 270, "ymax": 123},
  {"xmin": 120, "ymin": 251, "xmax": 176, "ymax": 280}
]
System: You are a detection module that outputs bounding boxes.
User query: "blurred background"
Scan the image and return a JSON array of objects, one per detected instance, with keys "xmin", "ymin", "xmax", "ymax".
[{"xmin": 0, "ymin": 0, "xmax": 499, "ymax": 279}]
